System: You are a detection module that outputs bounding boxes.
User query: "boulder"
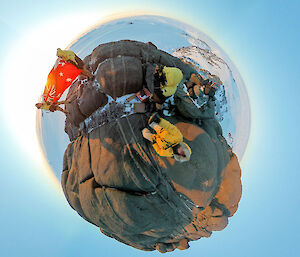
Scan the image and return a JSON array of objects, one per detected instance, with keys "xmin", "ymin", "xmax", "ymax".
[{"xmin": 61, "ymin": 40, "xmax": 242, "ymax": 252}]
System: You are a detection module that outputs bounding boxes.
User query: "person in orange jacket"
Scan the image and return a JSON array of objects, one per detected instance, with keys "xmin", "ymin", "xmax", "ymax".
[
  {"xmin": 142, "ymin": 113, "xmax": 191, "ymax": 162},
  {"xmin": 35, "ymin": 48, "xmax": 93, "ymax": 114},
  {"xmin": 56, "ymin": 48, "xmax": 94, "ymax": 79}
]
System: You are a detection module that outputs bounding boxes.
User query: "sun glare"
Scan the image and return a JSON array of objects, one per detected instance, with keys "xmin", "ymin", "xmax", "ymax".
[
  {"xmin": 2, "ymin": 10, "xmax": 163, "ymax": 191},
  {"xmin": 2, "ymin": 11, "xmax": 106, "ymax": 189}
]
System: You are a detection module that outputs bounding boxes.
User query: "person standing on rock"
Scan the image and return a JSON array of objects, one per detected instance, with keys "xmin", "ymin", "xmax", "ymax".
[
  {"xmin": 35, "ymin": 48, "xmax": 93, "ymax": 114},
  {"xmin": 56, "ymin": 48, "xmax": 94, "ymax": 79},
  {"xmin": 142, "ymin": 112, "xmax": 191, "ymax": 162}
]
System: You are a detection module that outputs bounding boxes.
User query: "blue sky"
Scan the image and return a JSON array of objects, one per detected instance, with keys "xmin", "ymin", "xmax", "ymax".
[{"xmin": 0, "ymin": 1, "xmax": 299, "ymax": 256}]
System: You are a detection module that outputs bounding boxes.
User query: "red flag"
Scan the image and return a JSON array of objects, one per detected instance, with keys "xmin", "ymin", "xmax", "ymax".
[{"xmin": 43, "ymin": 58, "xmax": 82, "ymax": 103}]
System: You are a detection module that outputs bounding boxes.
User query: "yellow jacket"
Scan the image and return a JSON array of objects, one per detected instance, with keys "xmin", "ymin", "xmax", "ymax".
[
  {"xmin": 151, "ymin": 118, "xmax": 183, "ymax": 157},
  {"xmin": 57, "ymin": 48, "xmax": 77, "ymax": 65},
  {"xmin": 160, "ymin": 67, "xmax": 183, "ymax": 97}
]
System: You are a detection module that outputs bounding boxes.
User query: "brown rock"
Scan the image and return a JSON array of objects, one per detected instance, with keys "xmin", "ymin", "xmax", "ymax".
[{"xmin": 61, "ymin": 40, "xmax": 242, "ymax": 252}]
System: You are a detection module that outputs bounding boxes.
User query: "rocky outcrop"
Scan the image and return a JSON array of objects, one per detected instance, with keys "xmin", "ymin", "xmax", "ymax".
[
  {"xmin": 61, "ymin": 40, "xmax": 242, "ymax": 253},
  {"xmin": 64, "ymin": 40, "xmax": 198, "ymax": 140}
]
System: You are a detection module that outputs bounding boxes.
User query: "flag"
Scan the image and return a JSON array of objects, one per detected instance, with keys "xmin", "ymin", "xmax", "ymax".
[{"xmin": 43, "ymin": 58, "xmax": 82, "ymax": 103}]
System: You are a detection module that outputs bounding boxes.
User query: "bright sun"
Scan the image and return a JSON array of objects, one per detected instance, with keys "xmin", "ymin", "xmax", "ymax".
[
  {"xmin": 2, "ymin": 12, "xmax": 106, "ymax": 189},
  {"xmin": 2, "ymin": 10, "xmax": 157, "ymax": 191}
]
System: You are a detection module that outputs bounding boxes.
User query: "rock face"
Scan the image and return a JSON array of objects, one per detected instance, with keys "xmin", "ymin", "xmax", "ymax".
[{"xmin": 61, "ymin": 40, "xmax": 242, "ymax": 253}]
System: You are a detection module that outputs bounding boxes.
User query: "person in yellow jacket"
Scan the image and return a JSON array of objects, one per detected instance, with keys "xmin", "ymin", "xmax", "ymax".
[
  {"xmin": 142, "ymin": 113, "xmax": 191, "ymax": 162},
  {"xmin": 56, "ymin": 48, "xmax": 94, "ymax": 79},
  {"xmin": 152, "ymin": 65, "xmax": 183, "ymax": 106},
  {"xmin": 159, "ymin": 66, "xmax": 183, "ymax": 97}
]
